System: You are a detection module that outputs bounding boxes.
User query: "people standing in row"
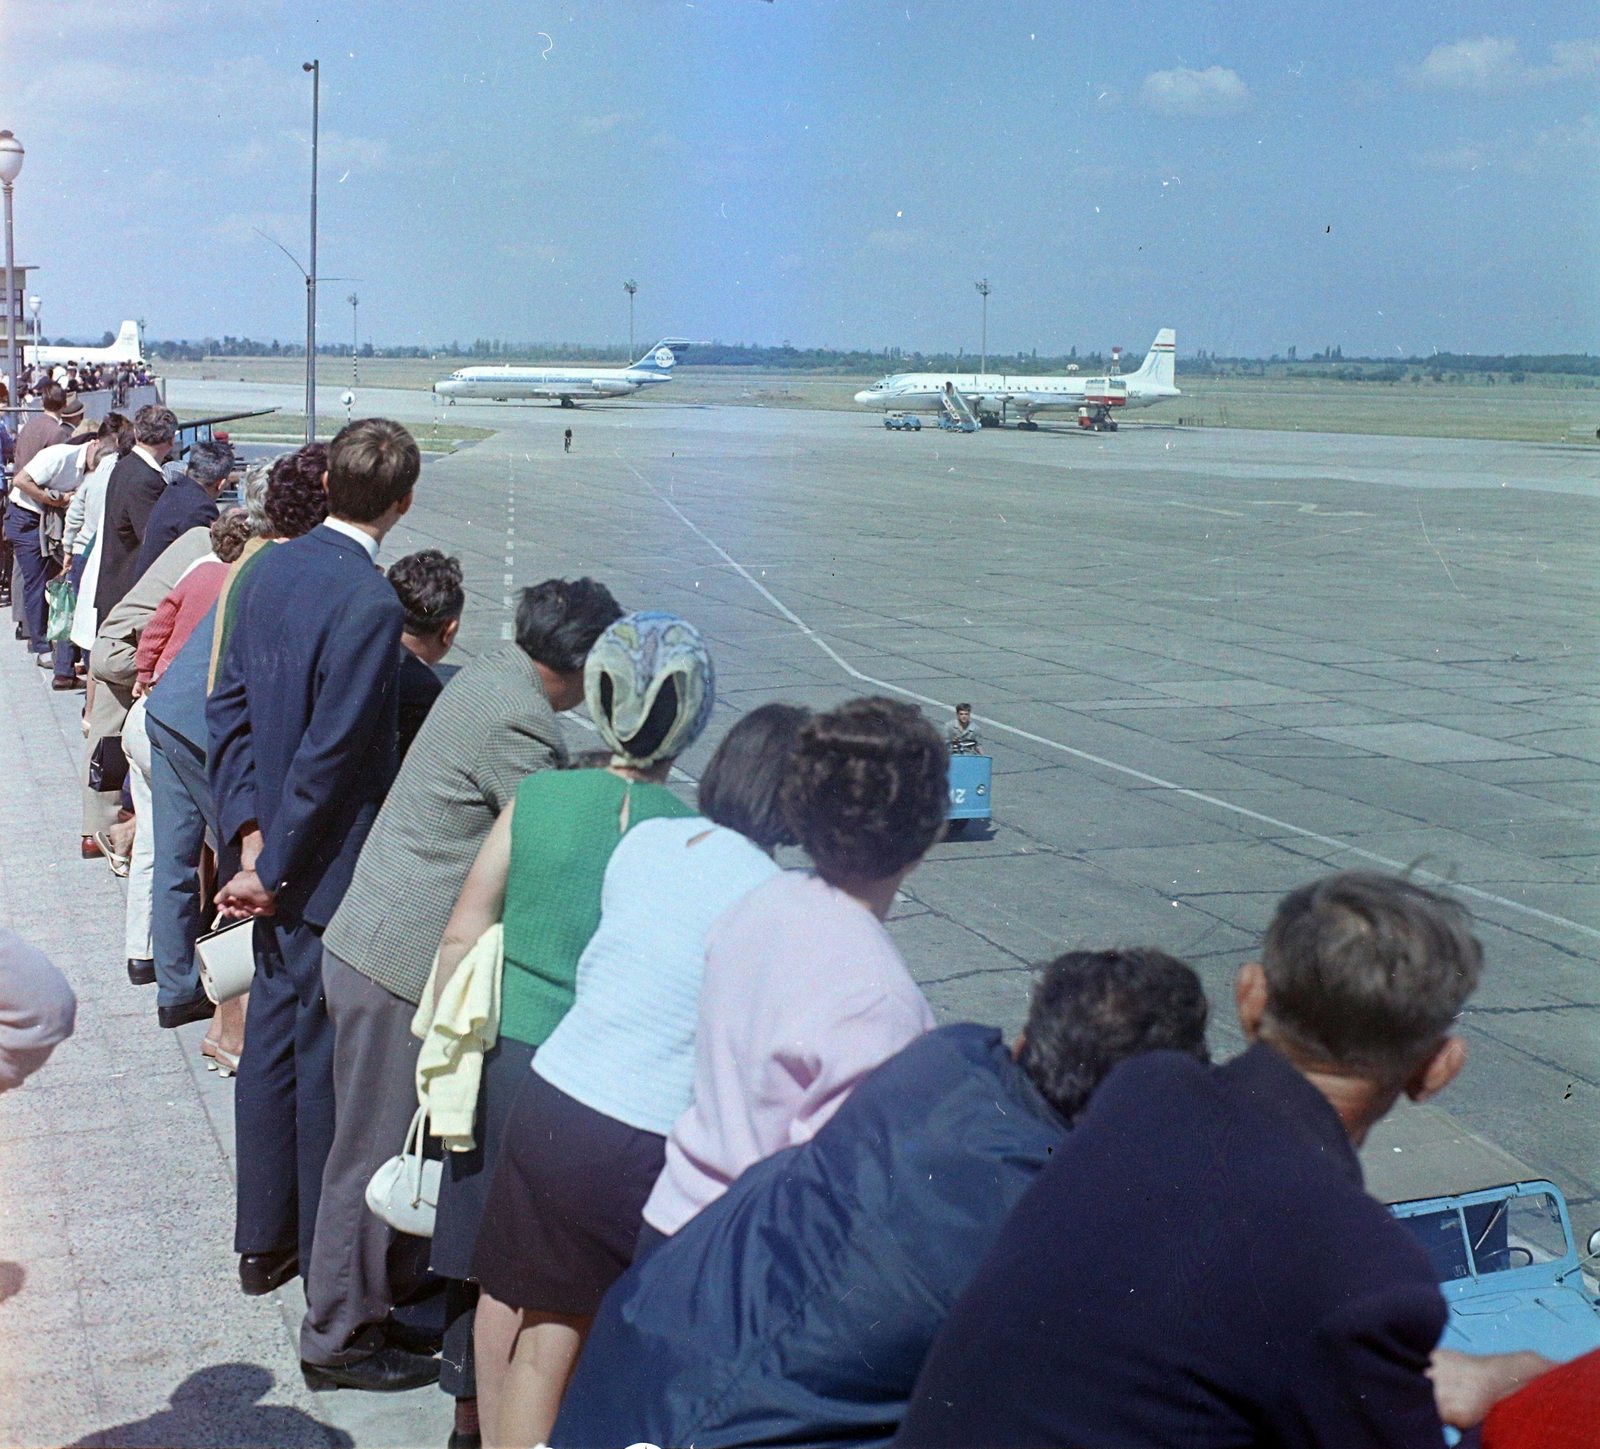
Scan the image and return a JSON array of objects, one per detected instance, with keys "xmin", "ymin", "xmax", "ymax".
[
  {"xmin": 386, "ymin": 549, "xmax": 464, "ymax": 762},
  {"xmin": 642, "ymin": 696, "xmax": 946, "ymax": 1242},
  {"xmin": 7, "ymin": 389, "xmax": 87, "ymax": 686},
  {"xmin": 896, "ymin": 873, "xmax": 1485, "ymax": 1448},
  {"xmin": 470, "ymin": 702, "xmax": 805, "ymax": 1448},
  {"xmin": 427, "ymin": 611, "xmax": 714, "ymax": 1444},
  {"xmin": 208, "ymin": 420, "xmax": 424, "ymax": 1384},
  {"xmin": 556, "ymin": 948, "xmax": 1211, "ymax": 1449},
  {"xmin": 139, "ymin": 455, "xmax": 332, "ymax": 1068},
  {"xmin": 135, "ymin": 438, "xmax": 231, "ymax": 579},
  {"xmin": 95, "ymin": 404, "xmax": 179, "ymax": 625}
]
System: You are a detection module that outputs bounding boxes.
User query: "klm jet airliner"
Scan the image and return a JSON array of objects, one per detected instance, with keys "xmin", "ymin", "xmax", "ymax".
[{"xmin": 433, "ymin": 339, "xmax": 693, "ymax": 407}]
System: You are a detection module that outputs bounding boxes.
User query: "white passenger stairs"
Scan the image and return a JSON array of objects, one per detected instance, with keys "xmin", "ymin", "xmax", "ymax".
[{"xmin": 940, "ymin": 381, "xmax": 980, "ymax": 432}]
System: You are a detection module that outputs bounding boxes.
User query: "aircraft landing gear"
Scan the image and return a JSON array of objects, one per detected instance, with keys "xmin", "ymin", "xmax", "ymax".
[
  {"xmin": 1018, "ymin": 418, "xmax": 1039, "ymax": 431},
  {"xmin": 559, "ymin": 397, "xmax": 578, "ymax": 408}
]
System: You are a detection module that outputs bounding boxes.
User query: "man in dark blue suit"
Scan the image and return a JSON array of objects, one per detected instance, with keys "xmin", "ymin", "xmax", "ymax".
[
  {"xmin": 209, "ymin": 418, "xmax": 438, "ymax": 1394},
  {"xmin": 134, "ymin": 438, "xmax": 230, "ymax": 580},
  {"xmin": 896, "ymin": 873, "xmax": 1485, "ymax": 1449}
]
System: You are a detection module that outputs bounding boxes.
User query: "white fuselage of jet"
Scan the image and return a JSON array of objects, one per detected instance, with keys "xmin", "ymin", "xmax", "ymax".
[
  {"xmin": 433, "ymin": 339, "xmax": 692, "ymax": 405},
  {"xmin": 854, "ymin": 328, "xmax": 1179, "ymax": 422}
]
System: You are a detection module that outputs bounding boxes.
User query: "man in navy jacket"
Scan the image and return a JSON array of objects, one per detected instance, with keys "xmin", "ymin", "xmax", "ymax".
[
  {"xmin": 553, "ymin": 948, "xmax": 1211, "ymax": 1449},
  {"xmin": 134, "ymin": 438, "xmax": 230, "ymax": 579},
  {"xmin": 896, "ymin": 872, "xmax": 1485, "ymax": 1449},
  {"xmin": 209, "ymin": 418, "xmax": 437, "ymax": 1393}
]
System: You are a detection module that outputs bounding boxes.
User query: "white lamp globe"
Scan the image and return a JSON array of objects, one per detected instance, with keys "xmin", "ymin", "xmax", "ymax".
[{"xmin": 0, "ymin": 131, "xmax": 23, "ymax": 186}]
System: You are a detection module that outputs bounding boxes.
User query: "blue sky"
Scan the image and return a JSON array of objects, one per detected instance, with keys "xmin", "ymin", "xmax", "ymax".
[{"xmin": 6, "ymin": 0, "xmax": 1596, "ymax": 356}]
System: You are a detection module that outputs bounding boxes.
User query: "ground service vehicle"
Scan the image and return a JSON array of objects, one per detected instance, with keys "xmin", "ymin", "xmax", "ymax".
[
  {"xmin": 1390, "ymin": 1181, "xmax": 1600, "ymax": 1361},
  {"xmin": 884, "ymin": 412, "xmax": 921, "ymax": 431},
  {"xmin": 946, "ymin": 754, "xmax": 992, "ymax": 835}
]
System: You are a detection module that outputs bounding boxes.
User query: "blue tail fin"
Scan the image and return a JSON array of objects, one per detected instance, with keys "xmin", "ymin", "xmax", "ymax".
[{"xmin": 632, "ymin": 338, "xmax": 694, "ymax": 374}]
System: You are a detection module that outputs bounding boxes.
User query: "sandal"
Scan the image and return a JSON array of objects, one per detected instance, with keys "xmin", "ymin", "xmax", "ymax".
[
  {"xmin": 94, "ymin": 831, "xmax": 131, "ymax": 877},
  {"xmin": 211, "ymin": 1046, "xmax": 241, "ymax": 1078}
]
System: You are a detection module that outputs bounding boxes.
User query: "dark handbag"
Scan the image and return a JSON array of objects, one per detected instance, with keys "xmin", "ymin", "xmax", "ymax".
[{"xmin": 89, "ymin": 733, "xmax": 129, "ymax": 792}]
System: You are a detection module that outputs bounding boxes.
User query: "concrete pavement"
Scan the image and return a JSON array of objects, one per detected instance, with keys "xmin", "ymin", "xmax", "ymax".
[{"xmin": 2, "ymin": 388, "xmax": 1595, "ymax": 1444}]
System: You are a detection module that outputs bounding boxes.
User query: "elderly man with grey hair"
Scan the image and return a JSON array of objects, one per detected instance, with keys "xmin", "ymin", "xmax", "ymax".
[{"xmin": 135, "ymin": 438, "xmax": 232, "ymax": 579}]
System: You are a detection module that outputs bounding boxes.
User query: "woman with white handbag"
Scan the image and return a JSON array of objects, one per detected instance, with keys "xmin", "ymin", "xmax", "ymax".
[
  {"xmin": 467, "ymin": 702, "xmax": 807, "ymax": 1449},
  {"xmin": 425, "ymin": 612, "xmax": 716, "ymax": 1448}
]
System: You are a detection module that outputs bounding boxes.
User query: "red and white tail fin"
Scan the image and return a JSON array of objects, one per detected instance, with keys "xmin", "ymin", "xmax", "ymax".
[{"xmin": 1133, "ymin": 328, "xmax": 1176, "ymax": 389}]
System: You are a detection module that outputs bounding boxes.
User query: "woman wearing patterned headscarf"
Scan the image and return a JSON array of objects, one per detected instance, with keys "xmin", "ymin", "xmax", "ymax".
[
  {"xmin": 427, "ymin": 612, "xmax": 715, "ymax": 1444},
  {"xmin": 469, "ymin": 699, "xmax": 810, "ymax": 1449}
]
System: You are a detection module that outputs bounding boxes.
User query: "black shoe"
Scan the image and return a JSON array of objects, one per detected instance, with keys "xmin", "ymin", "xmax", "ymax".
[
  {"xmin": 301, "ymin": 1344, "xmax": 442, "ymax": 1393},
  {"xmin": 14, "ymin": 622, "xmax": 26, "ymax": 641},
  {"xmin": 126, "ymin": 958, "xmax": 156, "ymax": 985},
  {"xmin": 239, "ymin": 1246, "xmax": 299, "ymax": 1296},
  {"xmin": 447, "ymin": 1432, "xmax": 482, "ymax": 1449},
  {"xmin": 158, "ymin": 997, "xmax": 215, "ymax": 1029},
  {"xmin": 52, "ymin": 674, "xmax": 84, "ymax": 691},
  {"xmin": 384, "ymin": 1317, "xmax": 444, "ymax": 1357}
]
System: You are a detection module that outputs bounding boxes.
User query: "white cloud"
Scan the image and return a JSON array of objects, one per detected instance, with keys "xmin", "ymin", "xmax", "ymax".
[
  {"xmin": 579, "ymin": 111, "xmax": 642, "ymax": 134},
  {"xmin": 1139, "ymin": 66, "xmax": 1250, "ymax": 118},
  {"xmin": 1412, "ymin": 115, "xmax": 1599, "ymax": 177},
  {"xmin": 1409, "ymin": 36, "xmax": 1600, "ymax": 91}
]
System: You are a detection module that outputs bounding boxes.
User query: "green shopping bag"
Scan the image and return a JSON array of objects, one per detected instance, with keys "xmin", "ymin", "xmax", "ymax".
[{"xmin": 46, "ymin": 575, "xmax": 76, "ymax": 642}]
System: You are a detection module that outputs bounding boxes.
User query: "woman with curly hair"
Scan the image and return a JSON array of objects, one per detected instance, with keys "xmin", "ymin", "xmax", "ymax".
[
  {"xmin": 640, "ymin": 695, "xmax": 946, "ymax": 1245},
  {"xmin": 208, "ymin": 443, "xmax": 328, "ymax": 688}
]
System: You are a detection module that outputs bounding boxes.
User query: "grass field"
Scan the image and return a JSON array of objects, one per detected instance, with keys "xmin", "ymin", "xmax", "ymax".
[{"xmin": 160, "ymin": 357, "xmax": 1600, "ymax": 445}]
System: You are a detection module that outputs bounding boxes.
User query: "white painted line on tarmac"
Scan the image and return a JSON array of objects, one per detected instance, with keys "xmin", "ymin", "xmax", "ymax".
[{"xmin": 628, "ymin": 461, "xmax": 1600, "ymax": 947}]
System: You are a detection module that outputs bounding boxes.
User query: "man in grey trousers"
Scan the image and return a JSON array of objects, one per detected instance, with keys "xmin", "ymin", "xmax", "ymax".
[{"xmin": 301, "ymin": 578, "xmax": 622, "ymax": 1397}]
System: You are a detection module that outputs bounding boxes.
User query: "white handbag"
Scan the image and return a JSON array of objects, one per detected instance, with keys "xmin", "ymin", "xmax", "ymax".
[
  {"xmin": 366, "ymin": 1105, "xmax": 441, "ymax": 1238},
  {"xmin": 195, "ymin": 917, "xmax": 257, "ymax": 1004}
]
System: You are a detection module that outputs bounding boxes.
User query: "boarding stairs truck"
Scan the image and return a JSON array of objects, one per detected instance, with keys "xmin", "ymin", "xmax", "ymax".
[{"xmin": 937, "ymin": 381, "xmax": 980, "ymax": 432}]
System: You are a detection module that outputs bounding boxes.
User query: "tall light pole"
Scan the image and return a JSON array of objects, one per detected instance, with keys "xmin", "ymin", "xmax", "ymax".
[
  {"xmin": 348, "ymin": 291, "xmax": 359, "ymax": 393},
  {"xmin": 0, "ymin": 130, "xmax": 23, "ymax": 430},
  {"xmin": 623, "ymin": 279, "xmax": 637, "ymax": 358},
  {"xmin": 974, "ymin": 278, "xmax": 990, "ymax": 376},
  {"xmin": 303, "ymin": 60, "xmax": 320, "ymax": 444},
  {"xmin": 27, "ymin": 294, "xmax": 40, "ymax": 368}
]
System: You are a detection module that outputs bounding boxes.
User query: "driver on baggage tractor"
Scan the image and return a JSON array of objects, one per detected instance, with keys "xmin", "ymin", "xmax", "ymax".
[{"xmin": 946, "ymin": 703, "xmax": 981, "ymax": 755}]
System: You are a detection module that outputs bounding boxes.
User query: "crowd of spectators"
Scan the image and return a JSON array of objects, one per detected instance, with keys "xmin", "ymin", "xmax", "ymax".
[
  {"xmin": 3, "ymin": 409, "xmax": 1589, "ymax": 1449},
  {"xmin": 17, "ymin": 358, "xmax": 154, "ymax": 401}
]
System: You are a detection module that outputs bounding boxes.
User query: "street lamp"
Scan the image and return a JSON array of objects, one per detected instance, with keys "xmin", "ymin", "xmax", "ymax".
[
  {"xmin": 27, "ymin": 293, "xmax": 40, "ymax": 368},
  {"xmin": 974, "ymin": 278, "xmax": 990, "ymax": 376},
  {"xmin": 624, "ymin": 279, "xmax": 637, "ymax": 358},
  {"xmin": 348, "ymin": 291, "xmax": 358, "ymax": 394},
  {"xmin": 303, "ymin": 60, "xmax": 320, "ymax": 444},
  {"xmin": 0, "ymin": 130, "xmax": 24, "ymax": 429}
]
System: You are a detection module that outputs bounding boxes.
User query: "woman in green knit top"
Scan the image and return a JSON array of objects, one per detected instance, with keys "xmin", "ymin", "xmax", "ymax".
[{"xmin": 425, "ymin": 612, "xmax": 716, "ymax": 1388}]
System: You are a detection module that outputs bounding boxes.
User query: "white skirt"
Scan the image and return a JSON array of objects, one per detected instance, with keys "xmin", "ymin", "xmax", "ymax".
[{"xmin": 69, "ymin": 535, "xmax": 103, "ymax": 651}]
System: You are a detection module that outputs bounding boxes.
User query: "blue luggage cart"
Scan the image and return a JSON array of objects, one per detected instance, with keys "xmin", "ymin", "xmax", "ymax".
[{"xmin": 947, "ymin": 754, "xmax": 992, "ymax": 835}]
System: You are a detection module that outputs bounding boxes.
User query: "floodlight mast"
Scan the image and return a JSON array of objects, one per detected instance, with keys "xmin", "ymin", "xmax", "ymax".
[
  {"xmin": 975, "ymin": 278, "xmax": 990, "ymax": 375},
  {"xmin": 624, "ymin": 280, "xmax": 637, "ymax": 358},
  {"xmin": 303, "ymin": 60, "xmax": 319, "ymax": 444}
]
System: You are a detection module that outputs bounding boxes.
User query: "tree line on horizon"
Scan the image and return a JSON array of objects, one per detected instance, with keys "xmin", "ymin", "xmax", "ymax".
[{"xmin": 106, "ymin": 333, "xmax": 1600, "ymax": 379}]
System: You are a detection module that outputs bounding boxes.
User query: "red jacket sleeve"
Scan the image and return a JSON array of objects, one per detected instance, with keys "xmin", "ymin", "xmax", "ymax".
[{"xmin": 136, "ymin": 588, "xmax": 182, "ymax": 686}]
